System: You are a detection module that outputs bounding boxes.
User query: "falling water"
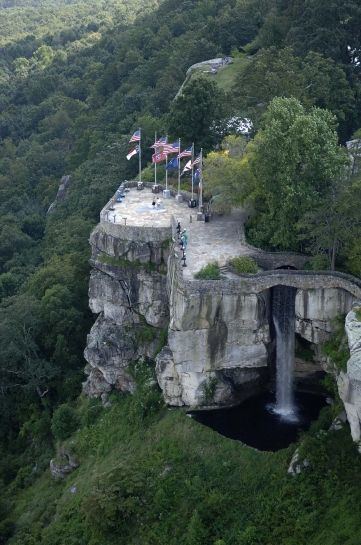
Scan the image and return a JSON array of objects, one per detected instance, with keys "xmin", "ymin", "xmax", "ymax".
[{"xmin": 272, "ymin": 285, "xmax": 298, "ymax": 420}]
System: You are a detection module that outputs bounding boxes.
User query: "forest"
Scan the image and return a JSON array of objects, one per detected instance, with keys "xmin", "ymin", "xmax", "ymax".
[{"xmin": 0, "ymin": 0, "xmax": 361, "ymax": 543}]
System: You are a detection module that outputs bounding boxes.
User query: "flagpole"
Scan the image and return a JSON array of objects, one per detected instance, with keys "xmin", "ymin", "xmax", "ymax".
[
  {"xmin": 199, "ymin": 148, "xmax": 203, "ymax": 211},
  {"xmin": 191, "ymin": 142, "xmax": 194, "ymax": 201},
  {"xmin": 138, "ymin": 127, "xmax": 142, "ymax": 183},
  {"xmin": 154, "ymin": 131, "xmax": 157, "ymax": 187},
  {"xmin": 165, "ymin": 134, "xmax": 168, "ymax": 191},
  {"xmin": 177, "ymin": 137, "xmax": 181, "ymax": 196}
]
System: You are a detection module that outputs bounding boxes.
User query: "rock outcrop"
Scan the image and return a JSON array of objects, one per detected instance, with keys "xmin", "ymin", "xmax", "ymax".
[
  {"xmin": 84, "ymin": 187, "xmax": 361, "ymax": 420},
  {"xmin": 337, "ymin": 303, "xmax": 361, "ymax": 448},
  {"xmin": 47, "ymin": 174, "xmax": 71, "ymax": 214},
  {"xmin": 50, "ymin": 447, "xmax": 79, "ymax": 480},
  {"xmin": 295, "ymin": 288, "xmax": 354, "ymax": 345},
  {"xmin": 83, "ymin": 222, "xmax": 169, "ymax": 397},
  {"xmin": 155, "ymin": 257, "xmax": 271, "ymax": 406}
]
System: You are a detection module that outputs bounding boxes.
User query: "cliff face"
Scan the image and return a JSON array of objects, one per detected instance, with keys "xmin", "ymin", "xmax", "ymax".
[
  {"xmin": 295, "ymin": 288, "xmax": 355, "ymax": 345},
  {"xmin": 338, "ymin": 303, "xmax": 361, "ymax": 448},
  {"xmin": 83, "ymin": 223, "xmax": 170, "ymax": 397},
  {"xmin": 155, "ymin": 253, "xmax": 270, "ymax": 406},
  {"xmin": 84, "ymin": 189, "xmax": 361, "ymax": 419}
]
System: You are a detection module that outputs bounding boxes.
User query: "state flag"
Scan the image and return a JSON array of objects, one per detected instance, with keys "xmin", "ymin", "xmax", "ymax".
[
  {"xmin": 152, "ymin": 151, "xmax": 167, "ymax": 163},
  {"xmin": 166, "ymin": 157, "xmax": 179, "ymax": 170}
]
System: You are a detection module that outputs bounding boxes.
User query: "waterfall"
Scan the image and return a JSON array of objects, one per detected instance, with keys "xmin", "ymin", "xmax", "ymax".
[{"xmin": 272, "ymin": 285, "xmax": 297, "ymax": 419}]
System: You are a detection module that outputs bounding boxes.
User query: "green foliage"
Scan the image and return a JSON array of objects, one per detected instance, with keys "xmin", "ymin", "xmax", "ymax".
[
  {"xmin": 98, "ymin": 252, "xmax": 157, "ymax": 272},
  {"xmin": 51, "ymin": 403, "xmax": 80, "ymax": 441},
  {"xmin": 202, "ymin": 376, "xmax": 218, "ymax": 404},
  {"xmin": 2, "ymin": 1, "xmax": 361, "ymax": 542},
  {"xmin": 246, "ymin": 97, "xmax": 347, "ymax": 251},
  {"xmin": 304, "ymin": 255, "xmax": 330, "ymax": 271},
  {"xmin": 168, "ymin": 77, "xmax": 228, "ymax": 151},
  {"xmin": 5, "ymin": 394, "xmax": 361, "ymax": 545},
  {"xmin": 322, "ymin": 316, "xmax": 350, "ymax": 372},
  {"xmin": 135, "ymin": 324, "xmax": 157, "ymax": 345},
  {"xmin": 229, "ymin": 256, "xmax": 258, "ymax": 274},
  {"xmin": 233, "ymin": 47, "xmax": 356, "ymax": 138},
  {"xmin": 204, "ymin": 136, "xmax": 252, "ymax": 213},
  {"xmin": 194, "ymin": 262, "xmax": 221, "ymax": 280}
]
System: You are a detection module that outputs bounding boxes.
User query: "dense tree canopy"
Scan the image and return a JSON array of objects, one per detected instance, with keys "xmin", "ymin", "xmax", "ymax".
[{"xmin": 1, "ymin": 0, "xmax": 361, "ymax": 542}]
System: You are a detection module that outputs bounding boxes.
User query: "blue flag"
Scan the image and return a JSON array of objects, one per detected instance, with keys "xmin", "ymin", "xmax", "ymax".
[{"xmin": 166, "ymin": 157, "xmax": 179, "ymax": 170}]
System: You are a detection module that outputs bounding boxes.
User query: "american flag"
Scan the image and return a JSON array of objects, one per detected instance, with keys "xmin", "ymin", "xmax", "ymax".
[
  {"xmin": 162, "ymin": 141, "xmax": 180, "ymax": 154},
  {"xmin": 178, "ymin": 146, "xmax": 193, "ymax": 159},
  {"xmin": 151, "ymin": 136, "xmax": 167, "ymax": 149},
  {"xmin": 129, "ymin": 130, "xmax": 141, "ymax": 143}
]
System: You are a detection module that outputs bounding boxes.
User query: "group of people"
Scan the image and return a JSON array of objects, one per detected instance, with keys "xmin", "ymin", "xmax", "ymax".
[
  {"xmin": 176, "ymin": 221, "xmax": 188, "ymax": 249},
  {"xmin": 151, "ymin": 197, "xmax": 162, "ymax": 209}
]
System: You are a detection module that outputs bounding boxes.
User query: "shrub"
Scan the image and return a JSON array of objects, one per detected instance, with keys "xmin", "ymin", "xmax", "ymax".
[
  {"xmin": 229, "ymin": 256, "xmax": 258, "ymax": 274},
  {"xmin": 194, "ymin": 262, "xmax": 220, "ymax": 280},
  {"xmin": 322, "ymin": 316, "xmax": 349, "ymax": 372},
  {"xmin": 51, "ymin": 404, "xmax": 80, "ymax": 441},
  {"xmin": 304, "ymin": 254, "xmax": 330, "ymax": 270}
]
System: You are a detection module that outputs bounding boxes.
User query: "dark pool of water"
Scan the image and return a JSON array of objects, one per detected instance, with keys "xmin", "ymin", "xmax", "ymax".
[{"xmin": 189, "ymin": 391, "xmax": 327, "ymax": 451}]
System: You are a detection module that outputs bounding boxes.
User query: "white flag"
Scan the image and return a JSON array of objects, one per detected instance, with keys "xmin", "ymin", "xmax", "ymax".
[
  {"xmin": 126, "ymin": 146, "xmax": 138, "ymax": 160},
  {"xmin": 181, "ymin": 159, "xmax": 192, "ymax": 175}
]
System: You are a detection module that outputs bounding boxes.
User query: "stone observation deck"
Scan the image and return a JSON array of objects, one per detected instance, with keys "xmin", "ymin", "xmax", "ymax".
[{"xmin": 98, "ymin": 184, "xmax": 309, "ymax": 279}]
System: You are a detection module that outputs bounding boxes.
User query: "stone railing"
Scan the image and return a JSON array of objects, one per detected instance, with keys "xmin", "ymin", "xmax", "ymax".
[
  {"xmin": 168, "ymin": 241, "xmax": 361, "ymax": 299},
  {"xmin": 96, "ymin": 220, "xmax": 172, "ymax": 244},
  {"xmin": 97, "ymin": 181, "xmax": 183, "ymax": 243}
]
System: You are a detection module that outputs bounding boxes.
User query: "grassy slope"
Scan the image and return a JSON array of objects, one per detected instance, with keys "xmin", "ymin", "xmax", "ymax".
[
  {"xmin": 186, "ymin": 55, "xmax": 249, "ymax": 94},
  {"xmin": 6, "ymin": 387, "xmax": 361, "ymax": 545}
]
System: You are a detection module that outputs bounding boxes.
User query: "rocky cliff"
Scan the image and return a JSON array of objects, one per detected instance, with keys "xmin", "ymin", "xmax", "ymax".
[
  {"xmin": 83, "ymin": 221, "xmax": 170, "ymax": 397},
  {"xmin": 338, "ymin": 303, "xmax": 361, "ymax": 449},
  {"xmin": 84, "ymin": 189, "xmax": 361, "ymax": 425},
  {"xmin": 155, "ymin": 252, "xmax": 270, "ymax": 406}
]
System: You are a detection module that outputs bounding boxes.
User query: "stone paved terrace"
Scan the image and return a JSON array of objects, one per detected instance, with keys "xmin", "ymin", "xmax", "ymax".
[
  {"xmin": 102, "ymin": 187, "xmax": 250, "ymax": 278},
  {"xmin": 104, "ymin": 187, "xmax": 191, "ymax": 228},
  {"xmin": 101, "ymin": 187, "xmax": 311, "ymax": 279}
]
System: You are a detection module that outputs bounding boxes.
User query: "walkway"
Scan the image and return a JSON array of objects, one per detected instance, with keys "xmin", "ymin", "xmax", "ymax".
[{"xmin": 102, "ymin": 188, "xmax": 306, "ymax": 279}]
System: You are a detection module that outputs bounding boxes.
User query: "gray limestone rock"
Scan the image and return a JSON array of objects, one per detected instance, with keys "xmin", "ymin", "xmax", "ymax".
[
  {"xmin": 295, "ymin": 288, "xmax": 354, "ymax": 344},
  {"xmin": 337, "ymin": 303, "xmax": 361, "ymax": 448},
  {"xmin": 50, "ymin": 447, "xmax": 79, "ymax": 480},
  {"xmin": 83, "ymin": 314, "xmax": 160, "ymax": 397},
  {"xmin": 47, "ymin": 175, "xmax": 71, "ymax": 214}
]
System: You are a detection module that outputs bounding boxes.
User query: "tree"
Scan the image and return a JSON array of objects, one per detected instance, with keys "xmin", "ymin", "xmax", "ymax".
[
  {"xmin": 233, "ymin": 47, "xmax": 356, "ymax": 139},
  {"xmin": 168, "ymin": 76, "xmax": 227, "ymax": 151},
  {"xmin": 185, "ymin": 510, "xmax": 207, "ymax": 545},
  {"xmin": 297, "ymin": 177, "xmax": 354, "ymax": 270},
  {"xmin": 247, "ymin": 97, "xmax": 347, "ymax": 251},
  {"xmin": 233, "ymin": 47, "xmax": 307, "ymax": 129},
  {"xmin": 204, "ymin": 135, "xmax": 252, "ymax": 212}
]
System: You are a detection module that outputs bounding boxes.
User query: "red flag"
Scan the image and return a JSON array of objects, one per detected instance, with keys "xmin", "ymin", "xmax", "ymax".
[{"xmin": 152, "ymin": 151, "xmax": 167, "ymax": 163}]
